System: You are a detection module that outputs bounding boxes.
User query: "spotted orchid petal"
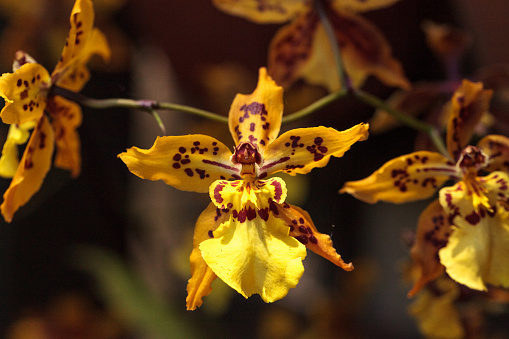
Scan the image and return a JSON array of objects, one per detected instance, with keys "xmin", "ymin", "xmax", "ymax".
[
  {"xmin": 477, "ymin": 134, "xmax": 509, "ymax": 173},
  {"xmin": 408, "ymin": 200, "xmax": 450, "ymax": 297},
  {"xmin": 446, "ymin": 80, "xmax": 493, "ymax": 160},
  {"xmin": 229, "ymin": 68, "xmax": 283, "ymax": 151},
  {"xmin": 0, "ymin": 63, "xmax": 50, "ymax": 125},
  {"xmin": 1, "ymin": 115, "xmax": 55, "ymax": 222},
  {"xmin": 0, "ymin": 121, "xmax": 35, "ymax": 178},
  {"xmin": 53, "ymin": 0, "xmax": 110, "ymax": 87},
  {"xmin": 118, "ymin": 135, "xmax": 238, "ymax": 193},
  {"xmin": 272, "ymin": 202, "xmax": 353, "ymax": 270},
  {"xmin": 212, "ymin": 0, "xmax": 307, "ymax": 23},
  {"xmin": 186, "ymin": 203, "xmax": 230, "ymax": 311},
  {"xmin": 261, "ymin": 123, "xmax": 369, "ymax": 177},
  {"xmin": 327, "ymin": 8, "xmax": 410, "ymax": 91},
  {"xmin": 202, "ymin": 177, "xmax": 306, "ymax": 302},
  {"xmin": 48, "ymin": 97, "xmax": 82, "ymax": 178},
  {"xmin": 439, "ymin": 172, "xmax": 509, "ymax": 290},
  {"xmin": 341, "ymin": 151, "xmax": 457, "ymax": 204}
]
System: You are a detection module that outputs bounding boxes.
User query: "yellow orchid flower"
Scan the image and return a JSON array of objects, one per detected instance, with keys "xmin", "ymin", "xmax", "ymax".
[
  {"xmin": 0, "ymin": 0, "xmax": 110, "ymax": 222},
  {"xmin": 342, "ymin": 79, "xmax": 509, "ymax": 293},
  {"xmin": 212, "ymin": 0, "xmax": 410, "ymax": 92},
  {"xmin": 119, "ymin": 68, "xmax": 369, "ymax": 310}
]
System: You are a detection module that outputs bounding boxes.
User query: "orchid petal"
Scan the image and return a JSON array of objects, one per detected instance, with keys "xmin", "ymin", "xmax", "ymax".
[
  {"xmin": 331, "ymin": 0, "xmax": 402, "ymax": 13},
  {"xmin": 446, "ymin": 80, "xmax": 492, "ymax": 160},
  {"xmin": 49, "ymin": 97, "xmax": 82, "ymax": 178},
  {"xmin": 439, "ymin": 172, "xmax": 509, "ymax": 290},
  {"xmin": 327, "ymin": 8, "xmax": 410, "ymax": 91},
  {"xmin": 1, "ymin": 115, "xmax": 55, "ymax": 222},
  {"xmin": 0, "ymin": 121, "xmax": 35, "ymax": 178},
  {"xmin": 118, "ymin": 135, "xmax": 237, "ymax": 193},
  {"xmin": 203, "ymin": 178, "xmax": 305, "ymax": 302},
  {"xmin": 261, "ymin": 123, "xmax": 368, "ymax": 177},
  {"xmin": 228, "ymin": 68, "xmax": 283, "ymax": 151},
  {"xmin": 477, "ymin": 134, "xmax": 509, "ymax": 173},
  {"xmin": 0, "ymin": 63, "xmax": 50, "ymax": 125},
  {"xmin": 273, "ymin": 202, "xmax": 353, "ymax": 270},
  {"xmin": 186, "ymin": 203, "xmax": 229, "ymax": 311},
  {"xmin": 212, "ymin": 0, "xmax": 307, "ymax": 23},
  {"xmin": 408, "ymin": 200, "xmax": 450, "ymax": 297},
  {"xmin": 341, "ymin": 151, "xmax": 457, "ymax": 204}
]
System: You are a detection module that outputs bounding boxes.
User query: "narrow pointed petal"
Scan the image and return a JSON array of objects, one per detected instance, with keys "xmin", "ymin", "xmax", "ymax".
[
  {"xmin": 332, "ymin": 0, "xmax": 402, "ymax": 13},
  {"xmin": 229, "ymin": 68, "xmax": 283, "ymax": 151},
  {"xmin": 439, "ymin": 172, "xmax": 509, "ymax": 290},
  {"xmin": 48, "ymin": 97, "xmax": 82, "ymax": 178},
  {"xmin": 212, "ymin": 0, "xmax": 307, "ymax": 23},
  {"xmin": 328, "ymin": 8, "xmax": 410, "ymax": 90},
  {"xmin": 186, "ymin": 203, "xmax": 230, "ymax": 311},
  {"xmin": 408, "ymin": 200, "xmax": 450, "ymax": 297},
  {"xmin": 204, "ymin": 178, "xmax": 306, "ymax": 302},
  {"xmin": 0, "ymin": 121, "xmax": 35, "ymax": 178},
  {"xmin": 1, "ymin": 115, "xmax": 55, "ymax": 222},
  {"xmin": 446, "ymin": 80, "xmax": 492, "ymax": 160},
  {"xmin": 261, "ymin": 123, "xmax": 369, "ymax": 177},
  {"xmin": 477, "ymin": 134, "xmax": 509, "ymax": 173},
  {"xmin": 0, "ymin": 63, "xmax": 50, "ymax": 125},
  {"xmin": 341, "ymin": 151, "xmax": 457, "ymax": 204},
  {"xmin": 273, "ymin": 202, "xmax": 353, "ymax": 270},
  {"xmin": 118, "ymin": 135, "xmax": 237, "ymax": 193}
]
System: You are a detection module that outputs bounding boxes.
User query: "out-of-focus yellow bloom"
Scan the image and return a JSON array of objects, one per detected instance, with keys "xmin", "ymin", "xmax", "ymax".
[
  {"xmin": 119, "ymin": 68, "xmax": 369, "ymax": 310},
  {"xmin": 213, "ymin": 0, "xmax": 410, "ymax": 92},
  {"xmin": 342, "ymin": 80, "xmax": 509, "ymax": 293},
  {"xmin": 0, "ymin": 0, "xmax": 110, "ymax": 222}
]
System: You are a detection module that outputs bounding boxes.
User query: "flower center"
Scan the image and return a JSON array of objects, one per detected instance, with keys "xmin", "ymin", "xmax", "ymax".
[
  {"xmin": 457, "ymin": 146, "xmax": 488, "ymax": 176},
  {"xmin": 231, "ymin": 142, "xmax": 262, "ymax": 179}
]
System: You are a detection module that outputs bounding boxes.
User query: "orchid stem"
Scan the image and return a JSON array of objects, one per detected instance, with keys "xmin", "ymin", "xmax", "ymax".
[
  {"xmin": 282, "ymin": 90, "xmax": 348, "ymax": 124},
  {"xmin": 314, "ymin": 0, "xmax": 350, "ymax": 91},
  {"xmin": 354, "ymin": 89, "xmax": 449, "ymax": 157},
  {"xmin": 51, "ymin": 86, "xmax": 228, "ymax": 124}
]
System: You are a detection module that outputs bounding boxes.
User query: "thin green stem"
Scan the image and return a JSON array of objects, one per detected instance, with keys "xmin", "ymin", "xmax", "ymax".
[
  {"xmin": 51, "ymin": 86, "xmax": 228, "ymax": 124},
  {"xmin": 354, "ymin": 89, "xmax": 449, "ymax": 158},
  {"xmin": 281, "ymin": 90, "xmax": 347, "ymax": 124},
  {"xmin": 314, "ymin": 0, "xmax": 350, "ymax": 90}
]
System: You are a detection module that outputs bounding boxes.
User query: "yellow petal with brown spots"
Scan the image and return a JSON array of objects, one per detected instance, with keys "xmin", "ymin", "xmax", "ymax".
[
  {"xmin": 445, "ymin": 80, "xmax": 492, "ymax": 160},
  {"xmin": 1, "ymin": 115, "xmax": 55, "ymax": 222},
  {"xmin": 408, "ymin": 199, "xmax": 449, "ymax": 297},
  {"xmin": 186, "ymin": 203, "xmax": 228, "ymax": 311},
  {"xmin": 274, "ymin": 203, "xmax": 354, "ymax": 271},
  {"xmin": 261, "ymin": 123, "xmax": 368, "ymax": 177},
  {"xmin": 341, "ymin": 151, "xmax": 456, "ymax": 204},
  {"xmin": 212, "ymin": 0, "xmax": 307, "ymax": 23},
  {"xmin": 0, "ymin": 63, "xmax": 50, "ymax": 125},
  {"xmin": 328, "ymin": 8, "xmax": 410, "ymax": 91},
  {"xmin": 228, "ymin": 68, "xmax": 283, "ymax": 151},
  {"xmin": 49, "ymin": 97, "xmax": 83, "ymax": 178},
  {"xmin": 118, "ymin": 135, "xmax": 238, "ymax": 193}
]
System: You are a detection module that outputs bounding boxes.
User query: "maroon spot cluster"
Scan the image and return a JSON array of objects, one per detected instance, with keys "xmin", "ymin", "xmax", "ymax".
[
  {"xmin": 234, "ymin": 101, "xmax": 271, "ymax": 146},
  {"xmin": 17, "ymin": 75, "xmax": 42, "ymax": 112},
  {"xmin": 391, "ymin": 154, "xmax": 440, "ymax": 192},
  {"xmin": 306, "ymin": 137, "xmax": 328, "ymax": 162},
  {"xmin": 423, "ymin": 214, "xmax": 449, "ymax": 250},
  {"xmin": 289, "ymin": 216, "xmax": 318, "ymax": 245},
  {"xmin": 171, "ymin": 141, "xmax": 216, "ymax": 180}
]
